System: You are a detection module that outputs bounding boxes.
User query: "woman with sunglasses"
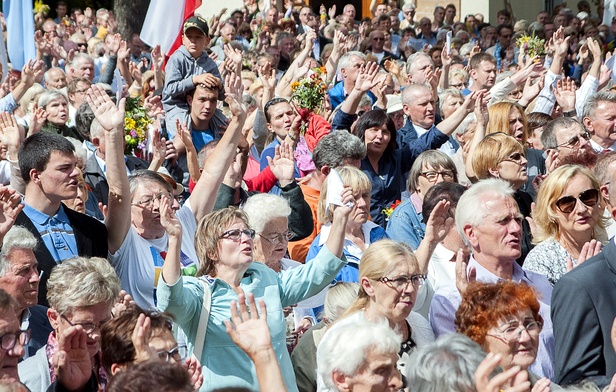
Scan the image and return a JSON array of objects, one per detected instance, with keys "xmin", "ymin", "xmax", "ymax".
[
  {"xmin": 455, "ymin": 281, "xmax": 561, "ymax": 390},
  {"xmin": 156, "ymin": 186, "xmax": 353, "ymax": 392},
  {"xmin": 315, "ymin": 239, "xmax": 435, "ymax": 390},
  {"xmin": 471, "ymin": 132, "xmax": 535, "ymax": 263},
  {"xmin": 523, "ymin": 164, "xmax": 606, "ymax": 285}
]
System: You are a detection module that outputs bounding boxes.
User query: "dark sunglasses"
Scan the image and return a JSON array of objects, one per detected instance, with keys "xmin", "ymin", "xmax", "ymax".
[
  {"xmin": 555, "ymin": 188, "xmax": 599, "ymax": 213},
  {"xmin": 503, "ymin": 152, "xmax": 525, "ymax": 163}
]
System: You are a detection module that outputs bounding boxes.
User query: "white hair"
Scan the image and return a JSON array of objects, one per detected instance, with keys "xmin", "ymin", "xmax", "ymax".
[
  {"xmin": 337, "ymin": 51, "xmax": 366, "ymax": 74},
  {"xmin": 453, "ymin": 113, "xmax": 477, "ymax": 137},
  {"xmin": 243, "ymin": 193, "xmax": 291, "ymax": 234},
  {"xmin": 65, "ymin": 137, "xmax": 87, "ymax": 164},
  {"xmin": 455, "ymin": 179, "xmax": 515, "ymax": 245},
  {"xmin": 317, "ymin": 318, "xmax": 401, "ymax": 391},
  {"xmin": 0, "ymin": 226, "xmax": 37, "ymax": 277}
]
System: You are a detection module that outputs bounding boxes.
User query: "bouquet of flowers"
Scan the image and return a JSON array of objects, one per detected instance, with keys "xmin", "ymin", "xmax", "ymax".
[
  {"xmin": 291, "ymin": 66, "xmax": 328, "ymax": 133},
  {"xmin": 516, "ymin": 34, "xmax": 546, "ymax": 58},
  {"xmin": 382, "ymin": 200, "xmax": 401, "ymax": 221},
  {"xmin": 33, "ymin": 0, "xmax": 50, "ymax": 15},
  {"xmin": 124, "ymin": 97, "xmax": 153, "ymax": 156}
]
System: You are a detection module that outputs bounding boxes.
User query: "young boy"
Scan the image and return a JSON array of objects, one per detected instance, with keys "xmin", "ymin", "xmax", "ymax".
[{"xmin": 162, "ymin": 15, "xmax": 226, "ymax": 144}]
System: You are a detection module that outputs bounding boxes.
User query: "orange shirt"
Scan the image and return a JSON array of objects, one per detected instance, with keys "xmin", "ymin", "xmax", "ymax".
[{"xmin": 288, "ymin": 181, "xmax": 320, "ymax": 263}]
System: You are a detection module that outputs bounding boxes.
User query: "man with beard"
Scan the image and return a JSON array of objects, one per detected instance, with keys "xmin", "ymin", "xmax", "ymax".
[{"xmin": 541, "ymin": 117, "xmax": 598, "ymax": 169}]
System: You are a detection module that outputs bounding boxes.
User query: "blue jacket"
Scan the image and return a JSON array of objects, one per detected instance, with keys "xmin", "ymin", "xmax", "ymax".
[
  {"xmin": 386, "ymin": 195, "xmax": 425, "ymax": 249},
  {"xmin": 328, "ymin": 81, "xmax": 376, "ymax": 110}
]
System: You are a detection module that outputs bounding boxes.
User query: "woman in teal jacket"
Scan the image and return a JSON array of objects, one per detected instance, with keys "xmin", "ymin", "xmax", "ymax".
[{"xmin": 156, "ymin": 191, "xmax": 352, "ymax": 392}]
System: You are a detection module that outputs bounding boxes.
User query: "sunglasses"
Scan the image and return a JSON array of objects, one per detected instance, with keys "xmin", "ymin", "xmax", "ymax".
[
  {"xmin": 555, "ymin": 188, "xmax": 599, "ymax": 213},
  {"xmin": 503, "ymin": 152, "xmax": 525, "ymax": 163},
  {"xmin": 557, "ymin": 131, "xmax": 591, "ymax": 149}
]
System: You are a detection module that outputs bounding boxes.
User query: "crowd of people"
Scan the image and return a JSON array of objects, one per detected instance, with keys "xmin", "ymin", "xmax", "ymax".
[{"xmin": 2, "ymin": 0, "xmax": 616, "ymax": 391}]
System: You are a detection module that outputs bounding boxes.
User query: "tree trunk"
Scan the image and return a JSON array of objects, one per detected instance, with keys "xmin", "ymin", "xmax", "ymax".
[{"xmin": 113, "ymin": 0, "xmax": 150, "ymax": 39}]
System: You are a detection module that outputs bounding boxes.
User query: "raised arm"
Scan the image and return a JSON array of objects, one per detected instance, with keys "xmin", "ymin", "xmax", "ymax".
[
  {"xmin": 86, "ymin": 85, "xmax": 130, "ymax": 254},
  {"xmin": 324, "ymin": 186, "xmax": 353, "ymax": 257},
  {"xmin": 190, "ymin": 73, "xmax": 246, "ymax": 222},
  {"xmin": 160, "ymin": 197, "xmax": 183, "ymax": 285},
  {"xmin": 435, "ymin": 90, "xmax": 478, "ymax": 136}
]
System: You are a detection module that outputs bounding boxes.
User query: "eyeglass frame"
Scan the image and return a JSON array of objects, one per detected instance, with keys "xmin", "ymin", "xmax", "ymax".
[
  {"xmin": 61, "ymin": 314, "xmax": 109, "ymax": 335},
  {"xmin": 378, "ymin": 274, "xmax": 427, "ymax": 290},
  {"xmin": 131, "ymin": 192, "xmax": 173, "ymax": 209},
  {"xmin": 419, "ymin": 170, "xmax": 455, "ymax": 182},
  {"xmin": 501, "ymin": 151, "xmax": 526, "ymax": 164},
  {"xmin": 0, "ymin": 330, "xmax": 30, "ymax": 351},
  {"xmin": 157, "ymin": 344, "xmax": 188, "ymax": 362},
  {"xmin": 556, "ymin": 130, "xmax": 592, "ymax": 149},
  {"xmin": 259, "ymin": 231, "xmax": 294, "ymax": 244},
  {"xmin": 220, "ymin": 228, "xmax": 256, "ymax": 241},
  {"xmin": 486, "ymin": 319, "xmax": 543, "ymax": 343},
  {"xmin": 555, "ymin": 188, "xmax": 600, "ymax": 213}
]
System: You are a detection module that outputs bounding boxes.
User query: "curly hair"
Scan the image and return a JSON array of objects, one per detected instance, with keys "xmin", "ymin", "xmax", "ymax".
[{"xmin": 455, "ymin": 281, "xmax": 542, "ymax": 350}]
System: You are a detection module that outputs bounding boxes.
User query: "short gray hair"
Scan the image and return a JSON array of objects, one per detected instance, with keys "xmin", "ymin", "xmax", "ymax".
[
  {"xmin": 90, "ymin": 118, "xmax": 105, "ymax": 140},
  {"xmin": 44, "ymin": 67, "xmax": 66, "ymax": 84},
  {"xmin": 402, "ymin": 83, "xmax": 432, "ymax": 105},
  {"xmin": 454, "ymin": 113, "xmax": 477, "ymax": 137},
  {"xmin": 317, "ymin": 319, "xmax": 401, "ymax": 391},
  {"xmin": 337, "ymin": 51, "xmax": 366, "ymax": 74},
  {"xmin": 438, "ymin": 88, "xmax": 463, "ymax": 113},
  {"xmin": 402, "ymin": 2, "xmax": 416, "ymax": 11},
  {"xmin": 582, "ymin": 91, "xmax": 616, "ymax": 121},
  {"xmin": 65, "ymin": 137, "xmax": 87, "ymax": 164},
  {"xmin": 0, "ymin": 226, "xmax": 37, "ymax": 277},
  {"xmin": 37, "ymin": 90, "xmax": 68, "ymax": 108},
  {"xmin": 406, "ymin": 52, "xmax": 433, "ymax": 76},
  {"xmin": 456, "ymin": 179, "xmax": 515, "ymax": 245},
  {"xmin": 406, "ymin": 334, "xmax": 489, "ymax": 392},
  {"xmin": 46, "ymin": 256, "xmax": 120, "ymax": 316},
  {"xmin": 128, "ymin": 170, "xmax": 173, "ymax": 200},
  {"xmin": 540, "ymin": 117, "xmax": 583, "ymax": 149},
  {"xmin": 243, "ymin": 193, "xmax": 291, "ymax": 234},
  {"xmin": 312, "ymin": 131, "xmax": 366, "ymax": 170}
]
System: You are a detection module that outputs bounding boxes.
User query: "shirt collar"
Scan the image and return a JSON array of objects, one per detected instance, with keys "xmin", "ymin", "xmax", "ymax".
[
  {"xmin": 468, "ymin": 255, "xmax": 528, "ymax": 283},
  {"xmin": 589, "ymin": 138, "xmax": 616, "ymax": 153},
  {"xmin": 22, "ymin": 203, "xmax": 69, "ymax": 225},
  {"xmin": 318, "ymin": 221, "xmax": 381, "ymax": 246}
]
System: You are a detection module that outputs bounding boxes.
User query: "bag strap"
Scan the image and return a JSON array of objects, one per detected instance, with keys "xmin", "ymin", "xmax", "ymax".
[{"xmin": 193, "ymin": 278, "xmax": 212, "ymax": 359}]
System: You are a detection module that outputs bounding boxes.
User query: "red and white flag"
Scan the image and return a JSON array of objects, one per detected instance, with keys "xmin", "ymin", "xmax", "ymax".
[{"xmin": 140, "ymin": 0, "xmax": 202, "ymax": 57}]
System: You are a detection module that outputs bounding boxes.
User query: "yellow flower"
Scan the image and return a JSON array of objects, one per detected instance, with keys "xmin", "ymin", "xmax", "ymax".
[{"xmin": 291, "ymin": 81, "xmax": 300, "ymax": 90}]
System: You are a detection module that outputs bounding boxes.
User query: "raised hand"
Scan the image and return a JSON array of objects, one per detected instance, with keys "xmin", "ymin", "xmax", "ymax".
[
  {"xmin": 183, "ymin": 356, "xmax": 204, "ymax": 390},
  {"xmin": 553, "ymin": 76, "xmax": 576, "ymax": 113},
  {"xmin": 552, "ymin": 27, "xmax": 570, "ymax": 57},
  {"xmin": 117, "ymin": 40, "xmax": 130, "ymax": 62},
  {"xmin": 328, "ymin": 5, "xmax": 336, "ymax": 20},
  {"xmin": 383, "ymin": 59, "xmax": 400, "ymax": 76},
  {"xmin": 566, "ymin": 239, "xmax": 602, "ymax": 271},
  {"xmin": 519, "ymin": 75, "xmax": 545, "ymax": 107},
  {"xmin": 151, "ymin": 45, "xmax": 164, "ymax": 71},
  {"xmin": 0, "ymin": 186, "xmax": 24, "ymax": 241},
  {"xmin": 85, "ymin": 85, "xmax": 126, "ymax": 131},
  {"xmin": 455, "ymin": 248, "xmax": 475, "ymax": 295},
  {"xmin": 193, "ymin": 72, "xmax": 223, "ymax": 90},
  {"xmin": 52, "ymin": 326, "xmax": 92, "ymax": 392},
  {"xmin": 176, "ymin": 120, "xmax": 194, "ymax": 150},
  {"xmin": 475, "ymin": 353, "xmax": 531, "ymax": 392},
  {"xmin": 267, "ymin": 143, "xmax": 295, "ymax": 187},
  {"xmin": 108, "ymin": 33, "xmax": 121, "ymax": 56},
  {"xmin": 29, "ymin": 105, "xmax": 49, "ymax": 135},
  {"xmin": 0, "ymin": 112, "xmax": 23, "ymax": 153},
  {"xmin": 111, "ymin": 290, "xmax": 134, "ymax": 317},
  {"xmin": 149, "ymin": 128, "xmax": 167, "ymax": 162},
  {"xmin": 131, "ymin": 313, "xmax": 157, "ymax": 363},
  {"xmin": 160, "ymin": 196, "xmax": 182, "ymax": 238},
  {"xmin": 354, "ymin": 62, "xmax": 380, "ymax": 93},
  {"xmin": 423, "ymin": 199, "xmax": 453, "ymax": 244},
  {"xmin": 225, "ymin": 291, "xmax": 273, "ymax": 359},
  {"xmin": 473, "ymin": 90, "xmax": 489, "ymax": 126},
  {"xmin": 224, "ymin": 73, "xmax": 245, "ymax": 118},
  {"xmin": 21, "ymin": 60, "xmax": 44, "ymax": 88},
  {"xmin": 258, "ymin": 66, "xmax": 276, "ymax": 91},
  {"xmin": 224, "ymin": 44, "xmax": 243, "ymax": 67},
  {"xmin": 144, "ymin": 94, "xmax": 164, "ymax": 118},
  {"xmin": 331, "ymin": 186, "xmax": 354, "ymax": 220}
]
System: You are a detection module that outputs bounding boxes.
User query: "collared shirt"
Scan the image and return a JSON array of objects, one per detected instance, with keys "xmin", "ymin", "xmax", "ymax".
[
  {"xmin": 22, "ymin": 203, "xmax": 78, "ymax": 263},
  {"xmin": 429, "ymin": 256, "xmax": 555, "ymax": 380},
  {"xmin": 20, "ymin": 308, "xmax": 32, "ymax": 360},
  {"xmin": 427, "ymin": 243, "xmax": 456, "ymax": 292},
  {"xmin": 589, "ymin": 138, "xmax": 616, "ymax": 153}
]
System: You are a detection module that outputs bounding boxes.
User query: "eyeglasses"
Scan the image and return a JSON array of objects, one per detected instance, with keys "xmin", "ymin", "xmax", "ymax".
[
  {"xmin": 419, "ymin": 170, "xmax": 455, "ymax": 182},
  {"xmin": 259, "ymin": 231, "xmax": 293, "ymax": 244},
  {"xmin": 131, "ymin": 192, "xmax": 172, "ymax": 209},
  {"xmin": 378, "ymin": 274, "xmax": 426, "ymax": 290},
  {"xmin": 556, "ymin": 131, "xmax": 591, "ymax": 149},
  {"xmin": 487, "ymin": 320, "xmax": 542, "ymax": 343},
  {"xmin": 373, "ymin": 37, "xmax": 385, "ymax": 41},
  {"xmin": 157, "ymin": 345, "xmax": 187, "ymax": 362},
  {"xmin": 502, "ymin": 152, "xmax": 525, "ymax": 163},
  {"xmin": 0, "ymin": 330, "xmax": 30, "ymax": 351},
  {"xmin": 61, "ymin": 314, "xmax": 109, "ymax": 335},
  {"xmin": 449, "ymin": 82, "xmax": 467, "ymax": 89},
  {"xmin": 220, "ymin": 228, "xmax": 256, "ymax": 241},
  {"xmin": 555, "ymin": 188, "xmax": 600, "ymax": 213}
]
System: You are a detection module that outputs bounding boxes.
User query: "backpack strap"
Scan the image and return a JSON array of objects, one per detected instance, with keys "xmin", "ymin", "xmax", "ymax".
[{"xmin": 193, "ymin": 277, "xmax": 212, "ymax": 359}]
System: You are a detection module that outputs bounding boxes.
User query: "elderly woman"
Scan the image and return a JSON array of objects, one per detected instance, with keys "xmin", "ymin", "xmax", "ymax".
[
  {"xmin": 456, "ymin": 281, "xmax": 562, "ymax": 391},
  {"xmin": 387, "ymin": 150, "xmax": 458, "ymax": 249},
  {"xmin": 30, "ymin": 90, "xmax": 82, "ymax": 140},
  {"xmin": 524, "ymin": 165, "xmax": 605, "ymax": 285},
  {"xmin": 472, "ymin": 132, "xmax": 534, "ymax": 263},
  {"xmin": 18, "ymin": 256, "xmax": 121, "ymax": 392},
  {"xmin": 486, "ymin": 101, "xmax": 546, "ymax": 199},
  {"xmin": 156, "ymin": 183, "xmax": 353, "ymax": 391},
  {"xmin": 308, "ymin": 166, "xmax": 388, "ymax": 282}
]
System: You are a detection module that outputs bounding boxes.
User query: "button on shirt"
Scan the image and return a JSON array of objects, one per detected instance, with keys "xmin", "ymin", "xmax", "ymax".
[
  {"xmin": 429, "ymin": 256, "xmax": 555, "ymax": 380},
  {"xmin": 22, "ymin": 203, "xmax": 78, "ymax": 263}
]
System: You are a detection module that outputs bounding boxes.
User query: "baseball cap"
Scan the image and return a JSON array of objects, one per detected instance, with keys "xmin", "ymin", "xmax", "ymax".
[{"xmin": 184, "ymin": 15, "xmax": 209, "ymax": 35}]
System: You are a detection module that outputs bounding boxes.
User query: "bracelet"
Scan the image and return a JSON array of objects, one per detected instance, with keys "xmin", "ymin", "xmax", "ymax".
[
  {"xmin": 287, "ymin": 132, "xmax": 298, "ymax": 141},
  {"xmin": 563, "ymin": 109, "xmax": 576, "ymax": 117}
]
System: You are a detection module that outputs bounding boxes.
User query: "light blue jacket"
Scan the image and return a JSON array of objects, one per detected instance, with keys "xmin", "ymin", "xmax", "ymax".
[
  {"xmin": 386, "ymin": 195, "xmax": 425, "ymax": 250},
  {"xmin": 156, "ymin": 246, "xmax": 346, "ymax": 392}
]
